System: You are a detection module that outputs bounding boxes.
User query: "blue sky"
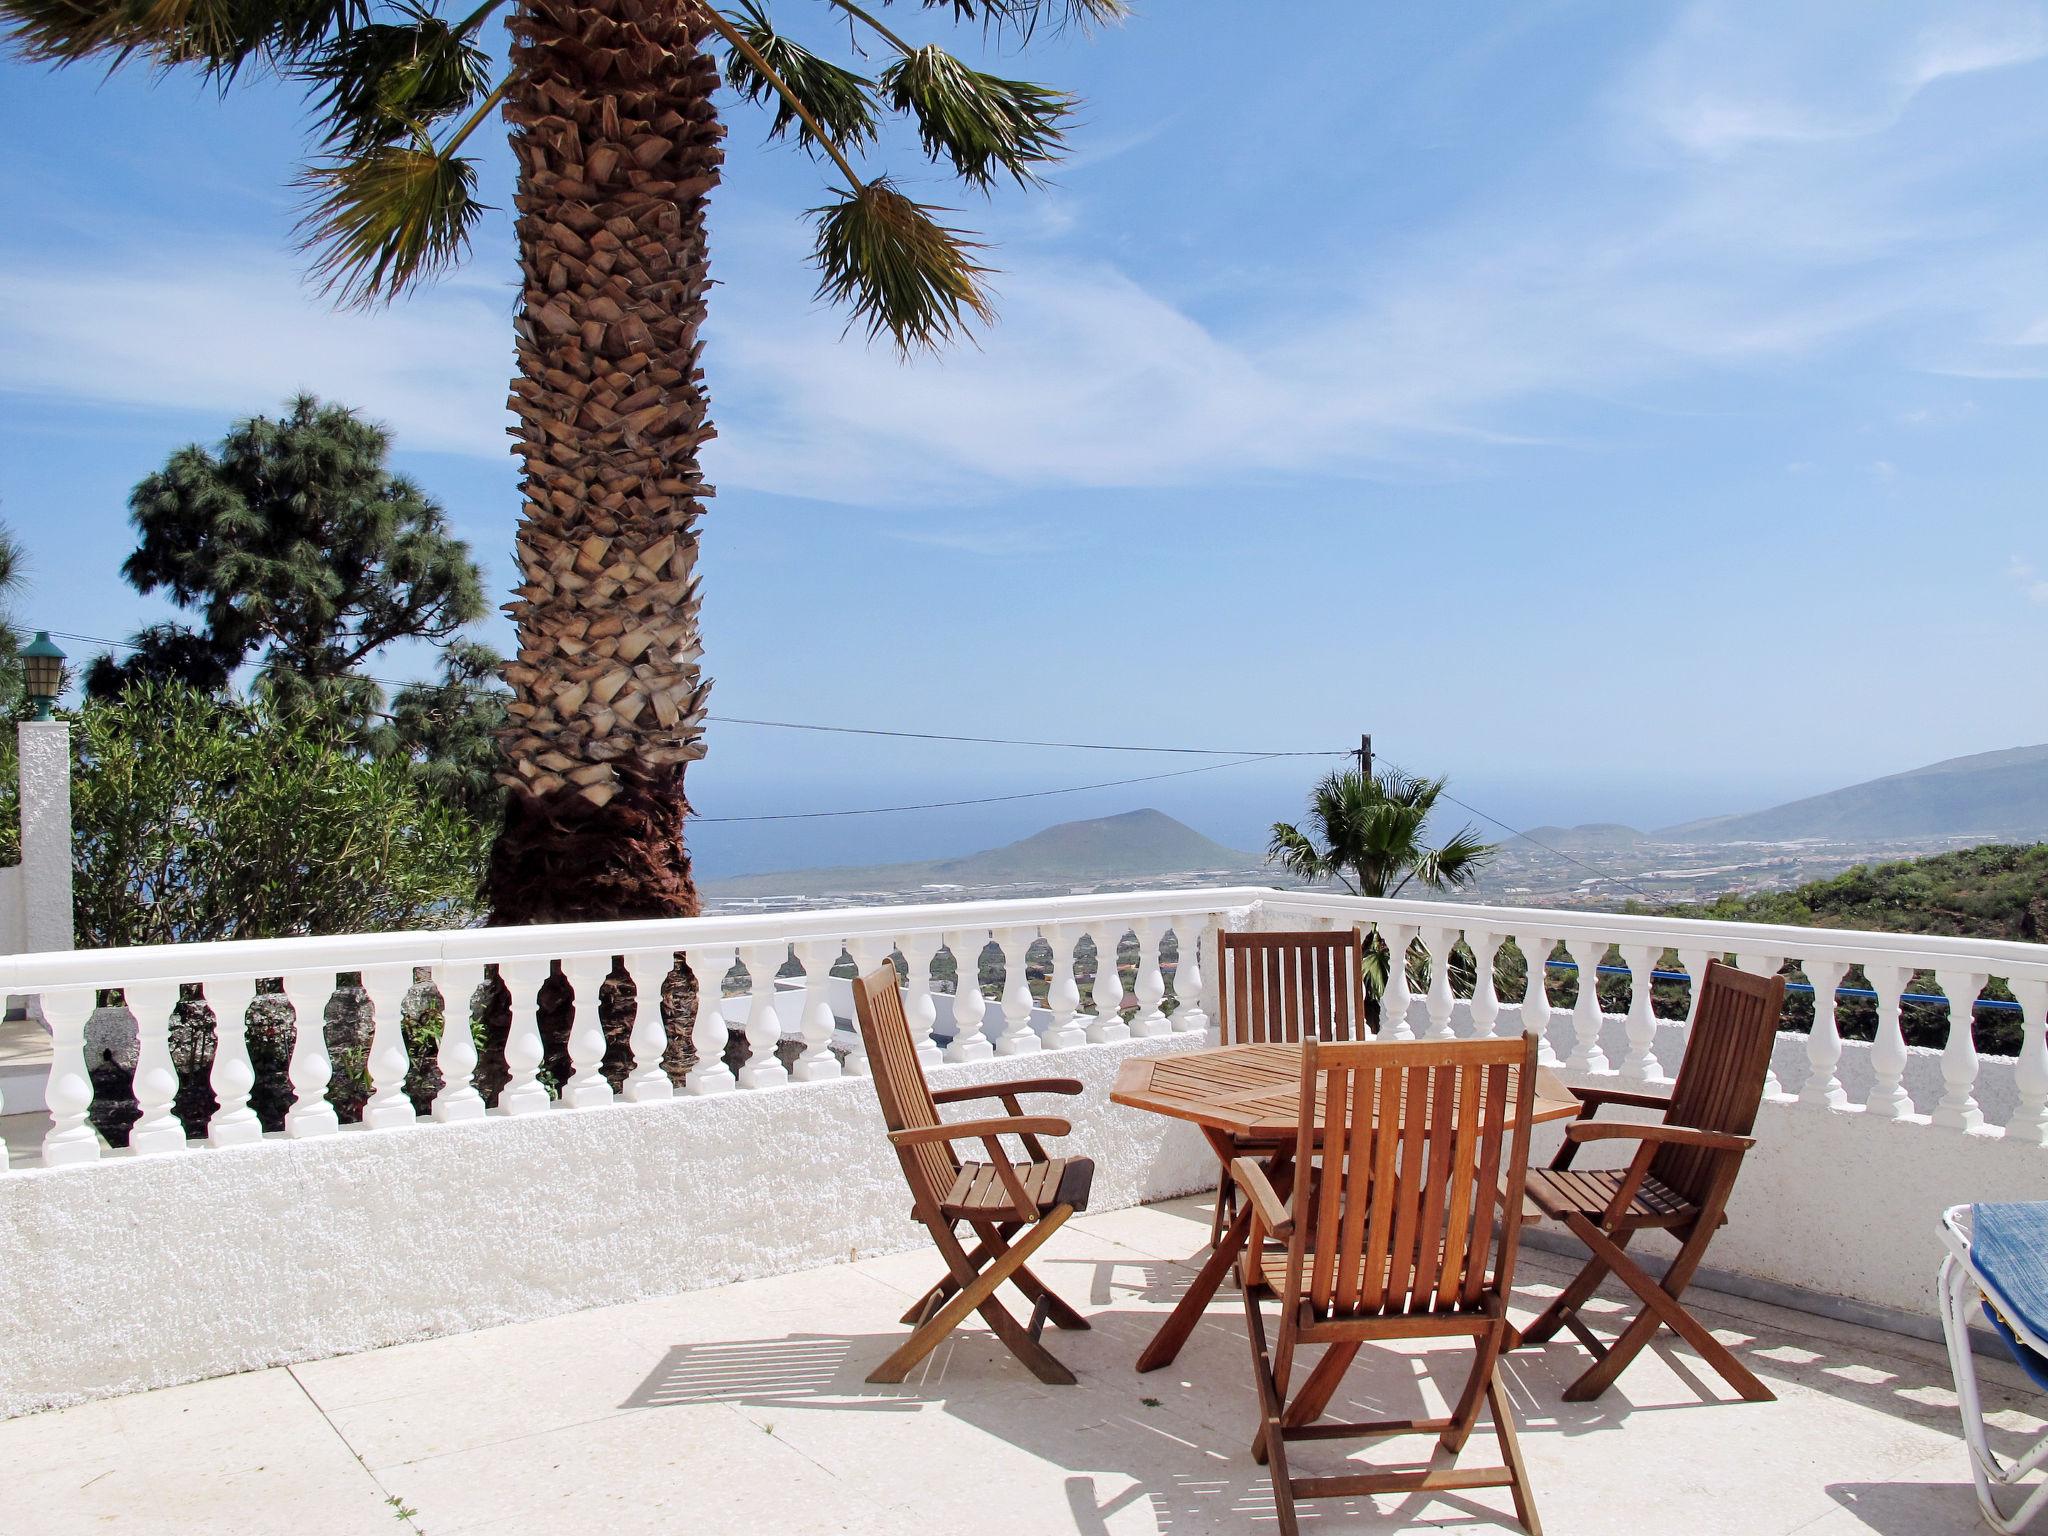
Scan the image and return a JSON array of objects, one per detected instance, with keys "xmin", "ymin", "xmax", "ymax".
[{"xmin": 5, "ymin": 0, "xmax": 2048, "ymax": 875}]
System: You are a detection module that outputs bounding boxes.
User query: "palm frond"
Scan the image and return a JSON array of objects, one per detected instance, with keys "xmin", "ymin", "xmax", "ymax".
[
  {"xmin": 721, "ymin": 1, "xmax": 879, "ymax": 154},
  {"xmin": 295, "ymin": 136, "xmax": 483, "ymax": 305},
  {"xmin": 809, "ymin": 177, "xmax": 993, "ymax": 352},
  {"xmin": 297, "ymin": 5, "xmax": 490, "ymax": 154},
  {"xmin": 1, "ymin": 0, "xmax": 362, "ymax": 75},
  {"xmin": 878, "ymin": 44, "xmax": 1071, "ymax": 188},
  {"xmin": 913, "ymin": 0, "xmax": 1129, "ymax": 40}
]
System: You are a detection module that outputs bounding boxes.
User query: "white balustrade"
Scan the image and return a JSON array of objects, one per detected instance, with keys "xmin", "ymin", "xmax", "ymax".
[
  {"xmin": 793, "ymin": 940, "xmax": 845, "ymax": 1082},
  {"xmin": 738, "ymin": 943, "xmax": 790, "ymax": 1090},
  {"xmin": 1562, "ymin": 938, "xmax": 1610, "ymax": 1073},
  {"xmin": 1042, "ymin": 925, "xmax": 1087, "ymax": 1050},
  {"xmin": 205, "ymin": 978, "xmax": 263, "ymax": 1148},
  {"xmin": 684, "ymin": 945, "xmax": 737, "ymax": 1095},
  {"xmin": 2009, "ymin": 978, "xmax": 2048, "ymax": 1143},
  {"xmin": 995, "ymin": 929, "xmax": 1043, "ymax": 1056},
  {"xmin": 1677, "ymin": 947, "xmax": 1711, "ymax": 1025},
  {"xmin": 496, "ymin": 958, "xmax": 553, "ymax": 1115},
  {"xmin": 621, "ymin": 952, "xmax": 674, "ymax": 1103},
  {"xmin": 1799, "ymin": 959, "xmax": 1849, "ymax": 1109},
  {"xmin": 283, "ymin": 970, "xmax": 340, "ymax": 1138},
  {"xmin": 125, "ymin": 981, "xmax": 186, "ymax": 1155},
  {"xmin": 1512, "ymin": 932, "xmax": 1557, "ymax": 1066},
  {"xmin": 559, "ymin": 955, "xmax": 616, "ymax": 1109},
  {"xmin": 1379, "ymin": 923, "xmax": 1417, "ymax": 1041},
  {"xmin": 900, "ymin": 933, "xmax": 944, "ymax": 1065},
  {"xmin": 433, "ymin": 962, "xmax": 489, "ymax": 1121},
  {"xmin": 361, "ymin": 964, "xmax": 420, "ymax": 1129},
  {"xmin": 1172, "ymin": 916, "xmax": 1210, "ymax": 1036},
  {"xmin": 1866, "ymin": 963, "xmax": 1913, "ymax": 1119},
  {"xmin": 1618, "ymin": 944, "xmax": 1663, "ymax": 1086},
  {"xmin": 1468, "ymin": 929, "xmax": 1503, "ymax": 1039},
  {"xmin": 845, "ymin": 935, "xmax": 893, "ymax": 1076},
  {"xmin": 946, "ymin": 931, "xmax": 993, "ymax": 1062},
  {"xmin": 1932, "ymin": 967, "xmax": 1987, "ymax": 1131},
  {"xmin": 1087, "ymin": 924, "xmax": 1130, "ymax": 1044},
  {"xmin": 40, "ymin": 985, "xmax": 99, "ymax": 1166},
  {"xmin": 1131, "ymin": 918, "xmax": 1170, "ymax": 1039},
  {"xmin": 1419, "ymin": 925, "xmax": 1458, "ymax": 1040}
]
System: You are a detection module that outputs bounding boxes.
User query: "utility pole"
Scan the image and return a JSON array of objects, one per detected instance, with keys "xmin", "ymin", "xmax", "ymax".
[{"xmin": 1356, "ymin": 733, "xmax": 1373, "ymax": 780}]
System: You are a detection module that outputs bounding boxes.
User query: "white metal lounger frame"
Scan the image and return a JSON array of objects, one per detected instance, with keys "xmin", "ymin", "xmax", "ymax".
[{"xmin": 1941, "ymin": 1205, "xmax": 2048, "ymax": 1534}]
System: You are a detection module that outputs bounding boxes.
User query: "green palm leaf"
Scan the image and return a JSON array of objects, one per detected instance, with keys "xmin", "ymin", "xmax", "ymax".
[
  {"xmin": 878, "ymin": 44, "xmax": 1072, "ymax": 188},
  {"xmin": 722, "ymin": 1, "xmax": 879, "ymax": 153},
  {"xmin": 295, "ymin": 137, "xmax": 483, "ymax": 306},
  {"xmin": 298, "ymin": 5, "xmax": 490, "ymax": 154},
  {"xmin": 810, "ymin": 178, "xmax": 994, "ymax": 352}
]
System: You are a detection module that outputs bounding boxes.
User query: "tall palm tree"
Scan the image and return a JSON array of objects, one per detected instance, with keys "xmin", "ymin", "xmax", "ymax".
[
  {"xmin": 4, "ymin": 0, "xmax": 1125, "ymax": 922},
  {"xmin": 1268, "ymin": 767, "xmax": 1494, "ymax": 900}
]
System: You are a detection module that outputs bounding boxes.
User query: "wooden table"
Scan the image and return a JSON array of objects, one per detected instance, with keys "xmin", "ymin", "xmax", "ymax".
[{"xmin": 1111, "ymin": 1041, "xmax": 1580, "ymax": 1372}]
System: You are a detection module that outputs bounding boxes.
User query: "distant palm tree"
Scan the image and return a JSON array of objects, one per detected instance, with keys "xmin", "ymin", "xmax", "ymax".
[
  {"xmin": 1268, "ymin": 767, "xmax": 1495, "ymax": 1026},
  {"xmin": 0, "ymin": 516, "xmax": 25, "ymax": 703},
  {"xmin": 1268, "ymin": 767, "xmax": 1494, "ymax": 899},
  {"xmin": 3, "ymin": 0, "xmax": 1125, "ymax": 924}
]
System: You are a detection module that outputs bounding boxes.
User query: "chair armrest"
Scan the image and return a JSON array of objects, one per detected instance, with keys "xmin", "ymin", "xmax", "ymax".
[
  {"xmin": 1230, "ymin": 1157, "xmax": 1294, "ymax": 1240},
  {"xmin": 931, "ymin": 1077, "xmax": 1084, "ymax": 1105},
  {"xmin": 1566, "ymin": 1121, "xmax": 1753, "ymax": 1153},
  {"xmin": 1573, "ymin": 1087, "xmax": 1673, "ymax": 1116},
  {"xmin": 888, "ymin": 1116, "xmax": 1071, "ymax": 1147}
]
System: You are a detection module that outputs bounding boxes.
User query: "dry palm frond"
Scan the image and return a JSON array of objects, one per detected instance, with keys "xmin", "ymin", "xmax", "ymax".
[
  {"xmin": 912, "ymin": 0, "xmax": 1129, "ymax": 40},
  {"xmin": 879, "ymin": 44, "xmax": 1071, "ymax": 188},
  {"xmin": 296, "ymin": 135, "xmax": 483, "ymax": 306},
  {"xmin": 810, "ymin": 178, "xmax": 993, "ymax": 352},
  {"xmin": 721, "ymin": 0, "xmax": 878, "ymax": 153}
]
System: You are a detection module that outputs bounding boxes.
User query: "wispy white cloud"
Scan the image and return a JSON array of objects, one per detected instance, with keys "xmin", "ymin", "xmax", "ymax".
[{"xmin": 2010, "ymin": 556, "xmax": 2048, "ymax": 604}]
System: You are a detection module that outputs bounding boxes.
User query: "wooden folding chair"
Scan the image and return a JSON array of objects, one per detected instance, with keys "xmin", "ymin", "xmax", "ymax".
[
  {"xmin": 851, "ymin": 961, "xmax": 1094, "ymax": 1386},
  {"xmin": 1234, "ymin": 1034, "xmax": 1543, "ymax": 1536},
  {"xmin": 1209, "ymin": 930, "xmax": 1364, "ymax": 1241},
  {"xmin": 1514, "ymin": 959, "xmax": 1785, "ymax": 1403}
]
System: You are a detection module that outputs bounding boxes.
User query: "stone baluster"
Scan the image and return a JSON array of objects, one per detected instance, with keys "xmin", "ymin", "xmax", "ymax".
[
  {"xmin": 1932, "ymin": 967, "xmax": 1988, "ymax": 1132},
  {"xmin": 1865, "ymin": 962, "xmax": 1912, "ymax": 1119},
  {"xmin": 1172, "ymin": 916, "xmax": 1211, "ymax": 1036},
  {"xmin": 1799, "ymin": 959, "xmax": 1849, "ymax": 1109},
  {"xmin": 1467, "ymin": 929, "xmax": 1503, "ymax": 1039},
  {"xmin": 496, "ymin": 958, "xmax": 553, "ymax": 1115},
  {"xmin": 205, "ymin": 977, "xmax": 263, "ymax": 1148},
  {"xmin": 898, "ymin": 933, "xmax": 942, "ymax": 1067},
  {"xmin": 1131, "ymin": 918, "xmax": 1170, "ymax": 1038},
  {"xmin": 1042, "ymin": 925, "xmax": 1087, "ymax": 1050},
  {"xmin": 559, "ymin": 955, "xmax": 616, "ymax": 1109},
  {"xmin": 2007, "ymin": 979, "xmax": 2048, "ymax": 1144},
  {"xmin": 1560, "ymin": 939, "xmax": 1610, "ymax": 1073},
  {"xmin": 361, "ymin": 964, "xmax": 420, "ymax": 1129},
  {"xmin": 1618, "ymin": 945, "xmax": 1663, "ymax": 1086},
  {"xmin": 1512, "ymin": 932, "xmax": 1558, "ymax": 1067},
  {"xmin": 1087, "ymin": 923, "xmax": 1131, "ymax": 1044},
  {"xmin": 1379, "ymin": 923, "xmax": 1417, "ymax": 1040},
  {"xmin": 621, "ymin": 952, "xmax": 676, "ymax": 1102},
  {"xmin": 1734, "ymin": 951, "xmax": 1786, "ymax": 1095},
  {"xmin": 738, "ymin": 943, "xmax": 791, "ymax": 1089},
  {"xmin": 995, "ymin": 928, "xmax": 1044, "ymax": 1055},
  {"xmin": 283, "ymin": 969, "xmax": 340, "ymax": 1138},
  {"xmin": 125, "ymin": 981, "xmax": 187, "ymax": 1155},
  {"xmin": 1419, "ymin": 926, "xmax": 1458, "ymax": 1040},
  {"xmin": 793, "ymin": 940, "xmax": 846, "ymax": 1082},
  {"xmin": 685, "ymin": 945, "xmax": 737, "ymax": 1094},
  {"xmin": 432, "ymin": 962, "xmax": 488, "ymax": 1122},
  {"xmin": 946, "ymin": 931, "xmax": 994, "ymax": 1062},
  {"xmin": 40, "ymin": 986, "xmax": 100, "ymax": 1166}
]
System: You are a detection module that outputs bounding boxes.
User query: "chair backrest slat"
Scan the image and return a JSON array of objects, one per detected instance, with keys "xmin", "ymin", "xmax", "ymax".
[
  {"xmin": 852, "ymin": 962, "xmax": 957, "ymax": 1211},
  {"xmin": 1654, "ymin": 961, "xmax": 1786, "ymax": 1206},
  {"xmin": 1217, "ymin": 931, "xmax": 1363, "ymax": 1046},
  {"xmin": 1292, "ymin": 1036, "xmax": 1537, "ymax": 1320}
]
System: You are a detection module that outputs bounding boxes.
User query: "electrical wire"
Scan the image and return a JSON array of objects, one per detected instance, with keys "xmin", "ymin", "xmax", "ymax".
[{"xmin": 703, "ymin": 714, "xmax": 1340, "ymax": 757}]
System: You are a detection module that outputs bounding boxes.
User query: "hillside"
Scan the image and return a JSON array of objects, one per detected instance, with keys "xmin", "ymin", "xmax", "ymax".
[
  {"xmin": 703, "ymin": 808, "xmax": 1260, "ymax": 899},
  {"xmin": 1664, "ymin": 842, "xmax": 2048, "ymax": 943},
  {"xmin": 1663, "ymin": 744, "xmax": 2048, "ymax": 844}
]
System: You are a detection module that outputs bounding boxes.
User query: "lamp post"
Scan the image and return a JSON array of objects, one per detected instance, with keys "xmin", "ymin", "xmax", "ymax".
[{"xmin": 21, "ymin": 631, "xmax": 65, "ymax": 720}]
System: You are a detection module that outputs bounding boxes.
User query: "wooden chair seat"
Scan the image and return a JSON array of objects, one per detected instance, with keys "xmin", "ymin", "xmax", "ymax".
[
  {"xmin": 942, "ymin": 1156, "xmax": 1094, "ymax": 1221},
  {"xmin": 1245, "ymin": 1247, "xmax": 1497, "ymax": 1319},
  {"xmin": 1525, "ymin": 1167, "xmax": 1697, "ymax": 1228}
]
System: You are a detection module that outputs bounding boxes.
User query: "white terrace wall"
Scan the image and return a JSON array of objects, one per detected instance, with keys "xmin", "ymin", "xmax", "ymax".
[{"xmin": 0, "ymin": 1034, "xmax": 1213, "ymax": 1420}]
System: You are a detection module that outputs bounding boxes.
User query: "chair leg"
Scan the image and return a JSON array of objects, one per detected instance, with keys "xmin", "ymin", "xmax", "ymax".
[
  {"xmin": 868, "ymin": 1208, "xmax": 1077, "ymax": 1387},
  {"xmin": 1280, "ymin": 1343, "xmax": 1360, "ymax": 1431},
  {"xmin": 1488, "ymin": 1371, "xmax": 1543, "ymax": 1536},
  {"xmin": 1559, "ymin": 1214, "xmax": 1772, "ymax": 1403},
  {"xmin": 903, "ymin": 1222, "xmax": 1090, "ymax": 1332},
  {"xmin": 1514, "ymin": 1226, "xmax": 1634, "ymax": 1347},
  {"xmin": 1442, "ymin": 1324, "xmax": 1507, "ymax": 1454},
  {"xmin": 1242, "ymin": 1285, "xmax": 1298, "ymax": 1535}
]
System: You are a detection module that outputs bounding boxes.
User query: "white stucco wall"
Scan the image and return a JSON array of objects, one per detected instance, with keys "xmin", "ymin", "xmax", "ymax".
[
  {"xmin": 0, "ymin": 1034, "xmax": 1214, "ymax": 1420},
  {"xmin": 12, "ymin": 720, "xmax": 73, "ymax": 958}
]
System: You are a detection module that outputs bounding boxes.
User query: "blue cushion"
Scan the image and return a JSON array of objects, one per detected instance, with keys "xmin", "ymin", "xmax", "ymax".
[{"xmin": 1974, "ymin": 1202, "xmax": 2048, "ymax": 1386}]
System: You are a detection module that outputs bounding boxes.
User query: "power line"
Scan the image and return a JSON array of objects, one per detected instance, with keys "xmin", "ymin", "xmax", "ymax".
[
  {"xmin": 694, "ymin": 753, "xmax": 1292, "ymax": 823},
  {"xmin": 704, "ymin": 714, "xmax": 1341, "ymax": 757}
]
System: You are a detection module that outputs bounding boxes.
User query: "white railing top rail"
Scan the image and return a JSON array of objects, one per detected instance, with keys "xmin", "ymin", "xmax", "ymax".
[{"xmin": 0, "ymin": 885, "xmax": 1278, "ymax": 992}]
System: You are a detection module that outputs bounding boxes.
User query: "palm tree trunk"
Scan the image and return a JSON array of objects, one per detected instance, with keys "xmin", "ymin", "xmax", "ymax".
[{"xmin": 488, "ymin": 0, "xmax": 722, "ymax": 925}]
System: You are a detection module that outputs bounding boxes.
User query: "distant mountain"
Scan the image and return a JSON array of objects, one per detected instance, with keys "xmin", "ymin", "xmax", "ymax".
[
  {"xmin": 1514, "ymin": 823, "xmax": 1650, "ymax": 852},
  {"xmin": 703, "ymin": 808, "xmax": 1261, "ymax": 899},
  {"xmin": 1661, "ymin": 744, "xmax": 2048, "ymax": 843}
]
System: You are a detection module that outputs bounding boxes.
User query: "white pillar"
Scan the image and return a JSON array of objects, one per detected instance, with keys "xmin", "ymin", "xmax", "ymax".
[
  {"xmin": 994, "ymin": 928, "xmax": 1043, "ymax": 1055},
  {"xmin": 205, "ymin": 977, "xmax": 263, "ymax": 1147},
  {"xmin": 1619, "ymin": 945, "xmax": 1663, "ymax": 1086},
  {"xmin": 1799, "ymin": 959, "xmax": 1849, "ymax": 1109},
  {"xmin": 793, "ymin": 940, "xmax": 846, "ymax": 1082},
  {"xmin": 39, "ymin": 985, "xmax": 99, "ymax": 1166},
  {"xmin": 1467, "ymin": 929, "xmax": 1503, "ymax": 1039},
  {"xmin": 124, "ymin": 980, "xmax": 186, "ymax": 1155},
  {"xmin": 432, "ymin": 962, "xmax": 489, "ymax": 1122},
  {"xmin": 495, "ymin": 958, "xmax": 553, "ymax": 1115},
  {"xmin": 16, "ymin": 719, "xmax": 74, "ymax": 955},
  {"xmin": 559, "ymin": 955, "xmax": 616, "ymax": 1108},
  {"xmin": 621, "ymin": 952, "xmax": 675, "ymax": 1102},
  {"xmin": 1131, "ymin": 918, "xmax": 1170, "ymax": 1039},
  {"xmin": 737, "ymin": 943, "xmax": 791, "ymax": 1090},
  {"xmin": 1042, "ymin": 925, "xmax": 1087, "ymax": 1050},
  {"xmin": 900, "ymin": 934, "xmax": 943, "ymax": 1067},
  {"xmin": 1172, "ymin": 916, "xmax": 1210, "ymax": 1036},
  {"xmin": 1866, "ymin": 963, "xmax": 1912, "ymax": 1120},
  {"xmin": 1379, "ymin": 923, "xmax": 1417, "ymax": 1041},
  {"xmin": 360, "ymin": 964, "xmax": 419, "ymax": 1129},
  {"xmin": 1513, "ymin": 931, "xmax": 1558, "ymax": 1067},
  {"xmin": 282, "ymin": 969, "xmax": 340, "ymax": 1138},
  {"xmin": 2008, "ymin": 979, "xmax": 2048, "ymax": 1144},
  {"xmin": 1086, "ymin": 923, "xmax": 1130, "ymax": 1044},
  {"xmin": 1932, "ymin": 967, "xmax": 1987, "ymax": 1132},
  {"xmin": 1420, "ymin": 926, "xmax": 1458, "ymax": 1040},
  {"xmin": 684, "ymin": 944, "xmax": 737, "ymax": 1095},
  {"xmin": 946, "ymin": 931, "xmax": 993, "ymax": 1062}
]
